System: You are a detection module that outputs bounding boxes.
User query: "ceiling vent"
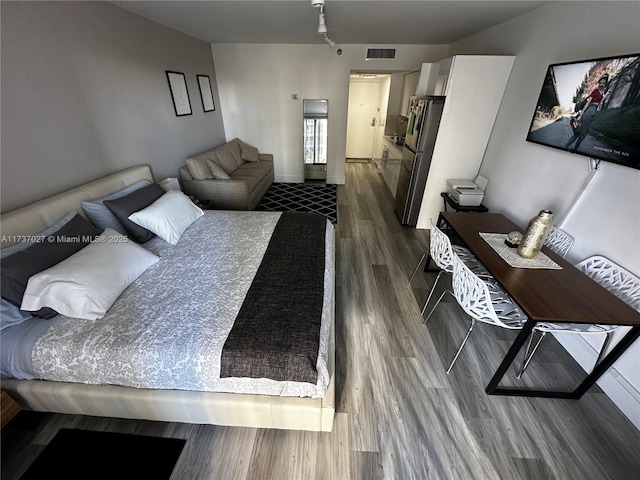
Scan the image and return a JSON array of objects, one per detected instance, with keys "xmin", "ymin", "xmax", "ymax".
[{"xmin": 366, "ymin": 48, "xmax": 396, "ymax": 60}]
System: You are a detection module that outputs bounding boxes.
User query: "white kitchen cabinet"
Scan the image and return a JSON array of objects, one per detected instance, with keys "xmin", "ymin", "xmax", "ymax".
[
  {"xmin": 400, "ymin": 71, "xmax": 420, "ymax": 117},
  {"xmin": 415, "ymin": 63, "xmax": 439, "ymax": 97},
  {"xmin": 379, "ymin": 136, "xmax": 404, "ymax": 198},
  {"xmin": 414, "ymin": 55, "xmax": 515, "ymax": 229},
  {"xmin": 433, "ymin": 57, "xmax": 453, "ymax": 95},
  {"xmin": 386, "ymin": 73, "xmax": 405, "ymax": 116}
]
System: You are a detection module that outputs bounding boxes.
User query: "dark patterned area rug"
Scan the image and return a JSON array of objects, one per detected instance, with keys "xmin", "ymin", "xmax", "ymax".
[
  {"xmin": 256, "ymin": 182, "xmax": 338, "ymax": 224},
  {"xmin": 20, "ymin": 428, "xmax": 185, "ymax": 480}
]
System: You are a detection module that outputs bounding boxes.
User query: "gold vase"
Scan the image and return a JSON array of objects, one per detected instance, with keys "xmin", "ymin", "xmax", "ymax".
[{"xmin": 517, "ymin": 210, "xmax": 553, "ymax": 259}]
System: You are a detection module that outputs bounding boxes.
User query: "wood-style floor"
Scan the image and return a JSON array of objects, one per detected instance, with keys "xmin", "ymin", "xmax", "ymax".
[{"xmin": 2, "ymin": 163, "xmax": 639, "ymax": 479}]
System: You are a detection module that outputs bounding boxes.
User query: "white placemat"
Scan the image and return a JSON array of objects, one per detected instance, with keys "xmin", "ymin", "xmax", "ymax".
[{"xmin": 480, "ymin": 233, "xmax": 562, "ymax": 270}]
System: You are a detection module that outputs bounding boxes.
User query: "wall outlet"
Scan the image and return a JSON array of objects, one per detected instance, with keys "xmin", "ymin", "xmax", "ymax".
[{"xmin": 291, "ymin": 93, "xmax": 300, "ymax": 100}]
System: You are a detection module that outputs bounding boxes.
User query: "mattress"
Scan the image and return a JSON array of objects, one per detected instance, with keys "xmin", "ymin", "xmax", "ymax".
[{"xmin": 1, "ymin": 210, "xmax": 334, "ymax": 399}]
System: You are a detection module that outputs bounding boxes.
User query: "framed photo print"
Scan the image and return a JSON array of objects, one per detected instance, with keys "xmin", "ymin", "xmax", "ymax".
[
  {"xmin": 197, "ymin": 75, "xmax": 216, "ymax": 112},
  {"xmin": 166, "ymin": 71, "xmax": 192, "ymax": 116}
]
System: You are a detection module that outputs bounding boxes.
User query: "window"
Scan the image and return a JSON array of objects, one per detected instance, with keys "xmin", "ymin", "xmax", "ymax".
[
  {"xmin": 303, "ymin": 100, "xmax": 328, "ymax": 165},
  {"xmin": 304, "ymin": 118, "xmax": 328, "ymax": 164}
]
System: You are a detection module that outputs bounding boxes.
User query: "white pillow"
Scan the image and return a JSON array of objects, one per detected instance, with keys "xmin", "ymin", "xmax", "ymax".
[
  {"xmin": 128, "ymin": 191, "xmax": 204, "ymax": 245},
  {"xmin": 21, "ymin": 229, "xmax": 159, "ymax": 320}
]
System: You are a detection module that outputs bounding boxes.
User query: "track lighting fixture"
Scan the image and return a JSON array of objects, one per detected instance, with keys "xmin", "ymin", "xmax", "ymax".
[
  {"xmin": 312, "ymin": 2, "xmax": 336, "ymax": 48},
  {"xmin": 318, "ymin": 11, "xmax": 327, "ymax": 34}
]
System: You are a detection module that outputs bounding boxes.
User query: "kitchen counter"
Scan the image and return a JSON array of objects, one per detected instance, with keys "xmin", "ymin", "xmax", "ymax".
[
  {"xmin": 382, "ymin": 136, "xmax": 405, "ymax": 158},
  {"xmin": 377, "ymin": 136, "xmax": 405, "ymax": 198}
]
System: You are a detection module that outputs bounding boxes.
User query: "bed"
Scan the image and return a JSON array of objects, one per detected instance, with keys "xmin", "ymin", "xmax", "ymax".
[{"xmin": 0, "ymin": 166, "xmax": 335, "ymax": 432}]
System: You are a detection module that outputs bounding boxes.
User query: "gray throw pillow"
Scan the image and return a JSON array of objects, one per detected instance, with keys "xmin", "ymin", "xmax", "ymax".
[
  {"xmin": 81, "ymin": 179, "xmax": 151, "ymax": 234},
  {"xmin": 1, "ymin": 210, "xmax": 78, "ymax": 325},
  {"xmin": 186, "ymin": 156, "xmax": 215, "ymax": 180},
  {"xmin": 104, "ymin": 183, "xmax": 165, "ymax": 243},
  {"xmin": 0, "ymin": 214, "xmax": 102, "ymax": 317},
  {"xmin": 215, "ymin": 146, "xmax": 240, "ymax": 174},
  {"xmin": 206, "ymin": 159, "xmax": 231, "ymax": 179},
  {"xmin": 1, "ymin": 211, "xmax": 77, "ymax": 259},
  {"xmin": 240, "ymin": 141, "xmax": 260, "ymax": 162},
  {"xmin": 225, "ymin": 139, "xmax": 245, "ymax": 166}
]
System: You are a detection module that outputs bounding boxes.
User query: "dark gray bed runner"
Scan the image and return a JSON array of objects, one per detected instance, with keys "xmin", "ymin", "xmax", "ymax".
[{"xmin": 220, "ymin": 212, "xmax": 326, "ymax": 384}]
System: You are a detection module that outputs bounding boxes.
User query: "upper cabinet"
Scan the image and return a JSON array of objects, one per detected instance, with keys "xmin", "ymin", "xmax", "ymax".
[
  {"xmin": 432, "ymin": 57, "xmax": 453, "ymax": 95},
  {"xmin": 400, "ymin": 71, "xmax": 420, "ymax": 117},
  {"xmin": 410, "ymin": 58, "xmax": 454, "ymax": 97},
  {"xmin": 415, "ymin": 63, "xmax": 440, "ymax": 97},
  {"xmin": 386, "ymin": 73, "xmax": 405, "ymax": 116}
]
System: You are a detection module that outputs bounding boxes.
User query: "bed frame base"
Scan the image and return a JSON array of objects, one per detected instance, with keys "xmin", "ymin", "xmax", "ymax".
[{"xmin": 2, "ymin": 374, "xmax": 335, "ymax": 432}]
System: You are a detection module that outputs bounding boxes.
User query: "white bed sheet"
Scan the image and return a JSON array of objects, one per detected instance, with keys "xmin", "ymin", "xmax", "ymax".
[{"xmin": 1, "ymin": 211, "xmax": 334, "ymax": 399}]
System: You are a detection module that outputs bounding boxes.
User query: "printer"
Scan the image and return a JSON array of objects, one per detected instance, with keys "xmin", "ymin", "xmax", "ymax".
[{"xmin": 446, "ymin": 176, "xmax": 487, "ymax": 206}]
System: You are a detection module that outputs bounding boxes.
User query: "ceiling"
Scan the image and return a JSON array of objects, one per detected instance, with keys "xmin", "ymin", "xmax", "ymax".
[{"xmin": 112, "ymin": 0, "xmax": 549, "ymax": 45}]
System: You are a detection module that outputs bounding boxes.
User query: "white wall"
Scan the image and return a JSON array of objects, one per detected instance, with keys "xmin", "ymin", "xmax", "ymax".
[
  {"xmin": 1, "ymin": 2, "xmax": 226, "ymax": 213},
  {"xmin": 449, "ymin": 1, "xmax": 640, "ymax": 428},
  {"xmin": 211, "ymin": 44, "xmax": 448, "ymax": 184}
]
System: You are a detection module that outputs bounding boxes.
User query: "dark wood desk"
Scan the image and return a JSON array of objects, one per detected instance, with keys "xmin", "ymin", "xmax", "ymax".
[{"xmin": 440, "ymin": 211, "xmax": 640, "ymax": 399}]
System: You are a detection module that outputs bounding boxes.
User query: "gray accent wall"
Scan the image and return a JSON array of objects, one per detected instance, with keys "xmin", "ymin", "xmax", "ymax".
[{"xmin": 1, "ymin": 1, "xmax": 226, "ymax": 213}]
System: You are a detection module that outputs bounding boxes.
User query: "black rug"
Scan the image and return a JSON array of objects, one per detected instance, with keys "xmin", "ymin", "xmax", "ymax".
[
  {"xmin": 21, "ymin": 428, "xmax": 185, "ymax": 480},
  {"xmin": 256, "ymin": 182, "xmax": 338, "ymax": 224}
]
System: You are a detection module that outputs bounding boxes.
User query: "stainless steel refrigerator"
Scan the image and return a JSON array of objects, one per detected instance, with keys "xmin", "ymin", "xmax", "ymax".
[{"xmin": 394, "ymin": 96, "xmax": 445, "ymax": 226}]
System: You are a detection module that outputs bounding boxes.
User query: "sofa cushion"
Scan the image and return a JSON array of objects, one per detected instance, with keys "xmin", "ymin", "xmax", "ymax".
[
  {"xmin": 240, "ymin": 140, "xmax": 260, "ymax": 162},
  {"xmin": 186, "ymin": 155, "xmax": 214, "ymax": 180},
  {"xmin": 215, "ymin": 145, "xmax": 241, "ymax": 175},
  {"xmin": 230, "ymin": 174, "xmax": 259, "ymax": 192},
  {"xmin": 206, "ymin": 159, "xmax": 231, "ymax": 180},
  {"xmin": 226, "ymin": 139, "xmax": 245, "ymax": 167},
  {"xmin": 235, "ymin": 161, "xmax": 273, "ymax": 179}
]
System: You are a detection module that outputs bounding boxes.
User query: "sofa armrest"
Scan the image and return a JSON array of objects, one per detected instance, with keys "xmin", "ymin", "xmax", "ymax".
[
  {"xmin": 258, "ymin": 153, "xmax": 273, "ymax": 162},
  {"xmin": 182, "ymin": 178, "xmax": 251, "ymax": 211}
]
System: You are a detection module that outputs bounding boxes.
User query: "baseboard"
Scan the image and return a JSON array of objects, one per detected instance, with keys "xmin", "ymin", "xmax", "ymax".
[
  {"xmin": 274, "ymin": 175, "xmax": 304, "ymax": 183},
  {"xmin": 273, "ymin": 175, "xmax": 345, "ymax": 185},
  {"xmin": 554, "ymin": 333, "xmax": 640, "ymax": 430}
]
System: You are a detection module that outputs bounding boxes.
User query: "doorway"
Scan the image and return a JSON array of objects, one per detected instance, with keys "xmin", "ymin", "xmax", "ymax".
[{"xmin": 345, "ymin": 77, "xmax": 383, "ymax": 162}]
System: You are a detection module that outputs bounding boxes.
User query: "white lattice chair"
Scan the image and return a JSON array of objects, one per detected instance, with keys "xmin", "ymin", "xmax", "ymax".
[
  {"xmin": 544, "ymin": 226, "xmax": 574, "ymax": 258},
  {"xmin": 410, "ymin": 219, "xmax": 491, "ymax": 317},
  {"xmin": 518, "ymin": 255, "xmax": 640, "ymax": 377},
  {"xmin": 424, "ymin": 253, "xmax": 528, "ymax": 373}
]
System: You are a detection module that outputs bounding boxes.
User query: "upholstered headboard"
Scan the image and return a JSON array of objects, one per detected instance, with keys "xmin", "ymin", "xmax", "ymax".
[{"xmin": 1, "ymin": 166, "xmax": 154, "ymax": 248}]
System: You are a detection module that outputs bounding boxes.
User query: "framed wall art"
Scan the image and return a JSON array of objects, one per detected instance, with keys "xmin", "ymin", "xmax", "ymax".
[
  {"xmin": 197, "ymin": 75, "xmax": 216, "ymax": 112},
  {"xmin": 166, "ymin": 71, "xmax": 192, "ymax": 117}
]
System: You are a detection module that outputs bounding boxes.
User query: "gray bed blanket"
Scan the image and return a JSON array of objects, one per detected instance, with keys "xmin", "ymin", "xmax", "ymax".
[{"xmin": 220, "ymin": 212, "xmax": 326, "ymax": 383}]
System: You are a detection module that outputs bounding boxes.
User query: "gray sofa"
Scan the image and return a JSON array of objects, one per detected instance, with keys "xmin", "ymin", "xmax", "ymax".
[{"xmin": 179, "ymin": 138, "xmax": 274, "ymax": 210}]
